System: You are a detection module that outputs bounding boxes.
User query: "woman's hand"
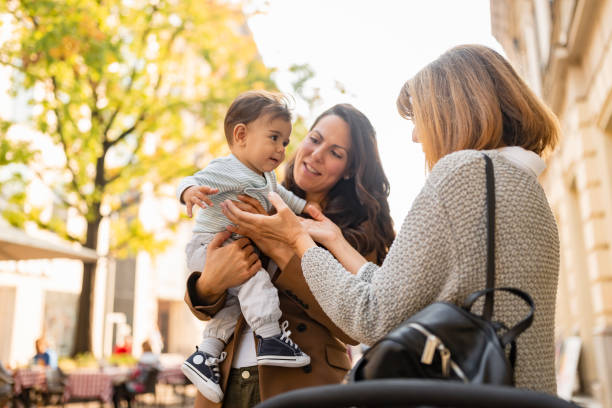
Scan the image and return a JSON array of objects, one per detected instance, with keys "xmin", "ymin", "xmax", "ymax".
[
  {"xmin": 231, "ymin": 194, "xmax": 267, "ymax": 215},
  {"xmin": 221, "ymin": 192, "xmax": 317, "ymax": 257},
  {"xmin": 301, "ymin": 205, "xmax": 368, "ymax": 275},
  {"xmin": 299, "ymin": 212, "xmax": 343, "ymax": 248},
  {"xmin": 227, "ymin": 194, "xmax": 296, "ymax": 269},
  {"xmin": 195, "ymin": 231, "xmax": 261, "ymax": 303}
]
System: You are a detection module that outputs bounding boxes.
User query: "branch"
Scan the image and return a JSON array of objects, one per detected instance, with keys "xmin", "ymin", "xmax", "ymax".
[
  {"xmin": 101, "ymin": 18, "xmax": 154, "ymax": 142},
  {"xmin": 29, "ymin": 165, "xmax": 86, "ymax": 217},
  {"xmin": 50, "ymin": 76, "xmax": 87, "ymax": 204},
  {"xmin": 88, "ymin": 76, "xmax": 103, "ymax": 127},
  {"xmin": 18, "ymin": 0, "xmax": 39, "ymax": 29},
  {"xmin": 106, "ymin": 111, "xmax": 146, "ymax": 149},
  {"xmin": 102, "ymin": 105, "xmax": 121, "ymax": 140},
  {"xmin": 111, "ymin": 190, "xmax": 142, "ymax": 215},
  {"xmin": 109, "ymin": 161, "xmax": 190, "ymax": 216},
  {"xmin": 0, "ymin": 58, "xmax": 29, "ymax": 72},
  {"xmin": 105, "ymin": 131, "xmax": 146, "ymax": 184}
]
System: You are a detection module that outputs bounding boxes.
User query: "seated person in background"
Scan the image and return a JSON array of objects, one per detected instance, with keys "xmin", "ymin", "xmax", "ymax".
[
  {"xmin": 134, "ymin": 340, "xmax": 160, "ymax": 373},
  {"xmin": 112, "ymin": 340, "xmax": 160, "ymax": 408},
  {"xmin": 33, "ymin": 337, "xmax": 58, "ymax": 369}
]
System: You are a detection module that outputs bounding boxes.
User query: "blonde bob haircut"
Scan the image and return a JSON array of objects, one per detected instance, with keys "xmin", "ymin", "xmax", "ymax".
[{"xmin": 397, "ymin": 44, "xmax": 560, "ymax": 170}]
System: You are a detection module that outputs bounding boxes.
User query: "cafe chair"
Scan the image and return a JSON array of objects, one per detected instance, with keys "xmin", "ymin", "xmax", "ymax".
[
  {"xmin": 39, "ymin": 367, "xmax": 68, "ymax": 407},
  {"xmin": 132, "ymin": 367, "xmax": 160, "ymax": 408}
]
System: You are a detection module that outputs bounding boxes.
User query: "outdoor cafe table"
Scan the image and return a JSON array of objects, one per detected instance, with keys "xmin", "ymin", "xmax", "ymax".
[
  {"xmin": 62, "ymin": 369, "xmax": 118, "ymax": 403},
  {"xmin": 12, "ymin": 367, "xmax": 46, "ymax": 394},
  {"xmin": 157, "ymin": 365, "xmax": 185, "ymax": 385},
  {"xmin": 13, "ymin": 364, "xmax": 186, "ymax": 404}
]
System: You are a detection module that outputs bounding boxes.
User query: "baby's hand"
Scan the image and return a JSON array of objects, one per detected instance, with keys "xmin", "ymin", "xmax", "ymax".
[
  {"xmin": 303, "ymin": 201, "xmax": 323, "ymax": 220},
  {"xmin": 182, "ymin": 185, "xmax": 219, "ymax": 218}
]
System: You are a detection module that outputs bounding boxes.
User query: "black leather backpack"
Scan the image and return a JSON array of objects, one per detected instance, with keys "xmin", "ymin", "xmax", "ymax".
[{"xmin": 347, "ymin": 154, "xmax": 535, "ymax": 385}]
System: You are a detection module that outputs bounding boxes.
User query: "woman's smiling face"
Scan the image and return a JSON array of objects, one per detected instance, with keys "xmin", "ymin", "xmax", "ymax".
[{"xmin": 293, "ymin": 114, "xmax": 351, "ymax": 203}]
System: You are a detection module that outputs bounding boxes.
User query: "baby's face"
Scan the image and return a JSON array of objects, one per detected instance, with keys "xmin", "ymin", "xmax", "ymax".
[{"xmin": 241, "ymin": 113, "xmax": 291, "ymax": 173}]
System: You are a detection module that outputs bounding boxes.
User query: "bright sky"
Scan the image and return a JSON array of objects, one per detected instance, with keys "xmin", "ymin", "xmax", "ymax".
[{"xmin": 247, "ymin": 0, "xmax": 503, "ymax": 228}]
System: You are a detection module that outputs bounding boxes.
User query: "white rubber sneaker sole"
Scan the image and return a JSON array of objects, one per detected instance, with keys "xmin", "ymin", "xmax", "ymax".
[
  {"xmin": 181, "ymin": 361, "xmax": 223, "ymax": 403},
  {"xmin": 256, "ymin": 354, "xmax": 311, "ymax": 367}
]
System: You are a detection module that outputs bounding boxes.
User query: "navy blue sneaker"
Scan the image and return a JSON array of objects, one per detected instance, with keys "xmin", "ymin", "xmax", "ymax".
[
  {"xmin": 256, "ymin": 320, "xmax": 310, "ymax": 367},
  {"xmin": 181, "ymin": 347, "xmax": 226, "ymax": 403}
]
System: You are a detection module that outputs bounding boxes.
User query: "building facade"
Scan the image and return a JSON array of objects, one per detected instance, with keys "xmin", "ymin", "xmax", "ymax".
[{"xmin": 491, "ymin": 0, "xmax": 612, "ymax": 405}]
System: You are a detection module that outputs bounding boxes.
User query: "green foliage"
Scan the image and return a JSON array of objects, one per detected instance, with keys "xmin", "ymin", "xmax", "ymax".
[
  {"xmin": 60, "ymin": 352, "xmax": 99, "ymax": 369},
  {"xmin": 0, "ymin": 0, "xmax": 278, "ymax": 255},
  {"xmin": 289, "ymin": 63, "xmax": 320, "ymax": 110},
  {"xmin": 111, "ymin": 215, "xmax": 171, "ymax": 259},
  {"xmin": 106, "ymin": 353, "xmax": 138, "ymax": 367}
]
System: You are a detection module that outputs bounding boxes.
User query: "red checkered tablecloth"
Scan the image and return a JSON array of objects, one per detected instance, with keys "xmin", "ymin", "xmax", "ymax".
[
  {"xmin": 13, "ymin": 368, "xmax": 46, "ymax": 394},
  {"xmin": 157, "ymin": 366, "xmax": 186, "ymax": 385},
  {"xmin": 63, "ymin": 371, "xmax": 114, "ymax": 403}
]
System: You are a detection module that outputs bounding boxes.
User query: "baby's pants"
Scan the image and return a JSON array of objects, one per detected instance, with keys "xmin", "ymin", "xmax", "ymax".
[{"xmin": 185, "ymin": 233, "xmax": 282, "ymax": 343}]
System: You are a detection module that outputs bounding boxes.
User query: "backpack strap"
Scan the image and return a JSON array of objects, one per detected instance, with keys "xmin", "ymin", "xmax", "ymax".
[
  {"xmin": 483, "ymin": 154, "xmax": 496, "ymax": 321},
  {"xmin": 462, "ymin": 286, "xmax": 535, "ymax": 347}
]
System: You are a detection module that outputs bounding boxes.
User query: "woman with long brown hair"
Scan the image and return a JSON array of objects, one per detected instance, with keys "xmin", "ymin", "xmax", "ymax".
[
  {"xmin": 221, "ymin": 44, "xmax": 561, "ymax": 393},
  {"xmin": 185, "ymin": 103, "xmax": 395, "ymax": 407}
]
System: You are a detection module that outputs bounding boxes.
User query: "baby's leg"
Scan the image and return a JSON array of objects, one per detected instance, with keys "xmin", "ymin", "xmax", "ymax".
[
  {"xmin": 236, "ymin": 269, "xmax": 310, "ymax": 367},
  {"xmin": 184, "ymin": 302, "xmax": 238, "ymax": 404},
  {"xmin": 199, "ymin": 294, "xmax": 241, "ymax": 355},
  {"xmin": 183, "ymin": 233, "xmax": 239, "ymax": 403},
  {"xmin": 185, "ymin": 233, "xmax": 242, "ymax": 353},
  {"xmin": 184, "ymin": 233, "xmax": 215, "ymax": 273},
  {"xmin": 236, "ymin": 268, "xmax": 281, "ymax": 337}
]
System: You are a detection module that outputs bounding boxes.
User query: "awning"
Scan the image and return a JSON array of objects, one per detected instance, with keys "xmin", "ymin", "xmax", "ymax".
[{"xmin": 0, "ymin": 225, "xmax": 98, "ymax": 262}]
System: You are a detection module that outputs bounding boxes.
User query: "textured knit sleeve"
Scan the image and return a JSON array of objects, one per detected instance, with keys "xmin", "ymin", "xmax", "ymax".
[
  {"xmin": 176, "ymin": 160, "xmax": 242, "ymax": 203},
  {"xmin": 356, "ymin": 263, "xmax": 378, "ymax": 282},
  {"xmin": 301, "ymin": 183, "xmax": 455, "ymax": 346},
  {"xmin": 276, "ymin": 184, "xmax": 307, "ymax": 214}
]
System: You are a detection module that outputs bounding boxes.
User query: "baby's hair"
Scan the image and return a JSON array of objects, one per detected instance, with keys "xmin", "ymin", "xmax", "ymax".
[{"xmin": 224, "ymin": 90, "xmax": 292, "ymax": 145}]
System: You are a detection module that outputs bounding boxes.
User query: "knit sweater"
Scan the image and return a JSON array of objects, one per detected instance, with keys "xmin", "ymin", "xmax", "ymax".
[{"xmin": 301, "ymin": 149, "xmax": 560, "ymax": 394}]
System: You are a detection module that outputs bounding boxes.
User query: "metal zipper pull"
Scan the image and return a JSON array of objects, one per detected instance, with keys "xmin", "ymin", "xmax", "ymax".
[
  {"xmin": 439, "ymin": 346, "xmax": 451, "ymax": 377},
  {"xmin": 421, "ymin": 335, "xmax": 440, "ymax": 365}
]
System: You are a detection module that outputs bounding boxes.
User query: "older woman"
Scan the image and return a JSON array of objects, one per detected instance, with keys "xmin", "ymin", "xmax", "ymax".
[
  {"xmin": 222, "ymin": 45, "xmax": 561, "ymax": 394},
  {"xmin": 185, "ymin": 103, "xmax": 395, "ymax": 407}
]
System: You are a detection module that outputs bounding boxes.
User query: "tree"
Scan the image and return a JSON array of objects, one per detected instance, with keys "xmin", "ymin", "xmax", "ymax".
[{"xmin": 0, "ymin": 0, "xmax": 278, "ymax": 354}]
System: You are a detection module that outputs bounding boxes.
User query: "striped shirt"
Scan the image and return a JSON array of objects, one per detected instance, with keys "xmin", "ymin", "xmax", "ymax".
[{"xmin": 177, "ymin": 154, "xmax": 306, "ymax": 233}]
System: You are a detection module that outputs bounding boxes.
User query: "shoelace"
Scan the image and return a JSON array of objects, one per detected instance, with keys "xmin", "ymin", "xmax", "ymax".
[
  {"xmin": 204, "ymin": 351, "xmax": 226, "ymax": 381},
  {"xmin": 279, "ymin": 320, "xmax": 299, "ymax": 351},
  {"xmin": 194, "ymin": 347, "xmax": 226, "ymax": 381}
]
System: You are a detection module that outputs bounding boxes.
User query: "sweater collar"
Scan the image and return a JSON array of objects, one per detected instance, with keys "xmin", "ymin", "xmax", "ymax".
[{"xmin": 496, "ymin": 146, "xmax": 546, "ymax": 177}]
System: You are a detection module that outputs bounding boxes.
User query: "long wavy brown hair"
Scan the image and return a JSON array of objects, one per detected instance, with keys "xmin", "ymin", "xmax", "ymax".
[
  {"xmin": 397, "ymin": 44, "xmax": 560, "ymax": 170},
  {"xmin": 284, "ymin": 104, "xmax": 395, "ymax": 264}
]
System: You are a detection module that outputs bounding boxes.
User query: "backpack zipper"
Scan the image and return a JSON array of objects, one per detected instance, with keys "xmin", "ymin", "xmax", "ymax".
[{"xmin": 407, "ymin": 322, "xmax": 469, "ymax": 382}]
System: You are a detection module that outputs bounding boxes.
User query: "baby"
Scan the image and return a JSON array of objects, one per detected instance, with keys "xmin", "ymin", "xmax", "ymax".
[{"xmin": 177, "ymin": 90, "xmax": 312, "ymax": 403}]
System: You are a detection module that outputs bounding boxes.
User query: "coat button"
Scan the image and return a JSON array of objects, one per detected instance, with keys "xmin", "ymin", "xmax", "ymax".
[
  {"xmin": 297, "ymin": 323, "xmax": 307, "ymax": 332},
  {"xmin": 302, "ymin": 364, "xmax": 312, "ymax": 374},
  {"xmin": 241, "ymin": 370, "xmax": 251, "ymax": 379}
]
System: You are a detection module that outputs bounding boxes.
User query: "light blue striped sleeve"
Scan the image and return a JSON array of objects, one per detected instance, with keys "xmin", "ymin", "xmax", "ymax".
[
  {"xmin": 276, "ymin": 184, "xmax": 307, "ymax": 214},
  {"xmin": 176, "ymin": 160, "xmax": 243, "ymax": 203}
]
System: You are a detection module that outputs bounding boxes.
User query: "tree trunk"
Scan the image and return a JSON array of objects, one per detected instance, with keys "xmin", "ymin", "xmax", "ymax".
[{"xmin": 72, "ymin": 217, "xmax": 101, "ymax": 356}]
